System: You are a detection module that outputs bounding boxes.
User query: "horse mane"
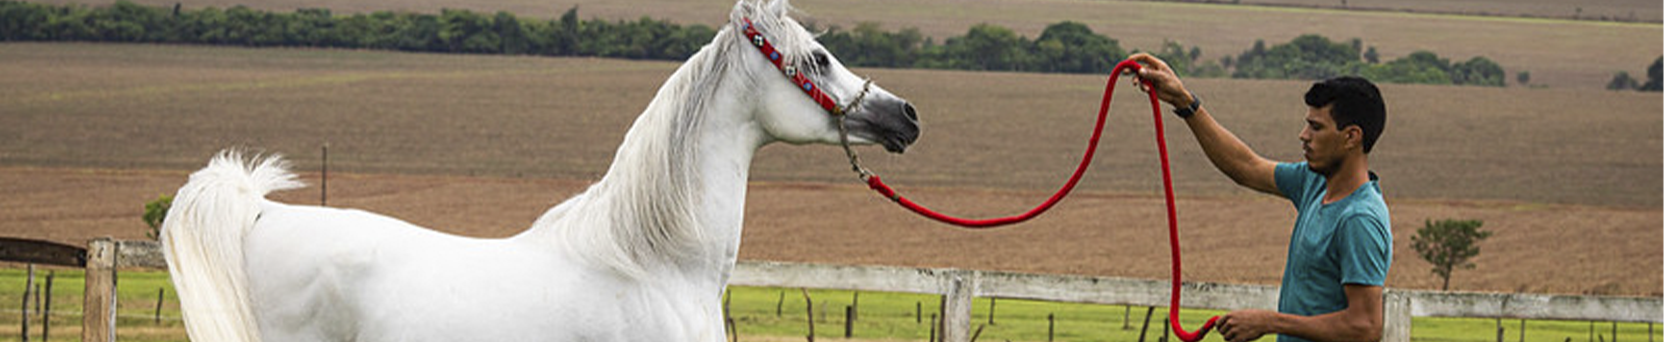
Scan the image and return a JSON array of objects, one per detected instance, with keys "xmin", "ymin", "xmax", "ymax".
[{"xmin": 527, "ymin": 0, "xmax": 808, "ymax": 279}]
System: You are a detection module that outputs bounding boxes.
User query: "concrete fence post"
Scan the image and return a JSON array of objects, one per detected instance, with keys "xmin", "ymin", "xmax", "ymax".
[
  {"xmin": 1382, "ymin": 289, "xmax": 1412, "ymax": 342},
  {"xmin": 940, "ymin": 270, "xmax": 977, "ymax": 342},
  {"xmin": 83, "ymin": 238, "xmax": 117, "ymax": 342}
]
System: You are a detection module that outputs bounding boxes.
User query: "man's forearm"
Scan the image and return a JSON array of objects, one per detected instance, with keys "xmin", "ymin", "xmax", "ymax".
[
  {"xmin": 1183, "ymin": 107, "xmax": 1278, "ymax": 194},
  {"xmin": 1272, "ymin": 309, "xmax": 1383, "ymax": 342}
]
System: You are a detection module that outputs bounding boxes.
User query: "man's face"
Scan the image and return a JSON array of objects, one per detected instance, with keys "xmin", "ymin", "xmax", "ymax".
[{"xmin": 1300, "ymin": 105, "xmax": 1352, "ymax": 176}]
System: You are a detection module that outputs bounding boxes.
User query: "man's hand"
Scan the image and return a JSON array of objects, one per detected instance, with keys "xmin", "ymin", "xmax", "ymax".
[
  {"xmin": 1125, "ymin": 52, "xmax": 1196, "ymax": 109},
  {"xmin": 1218, "ymin": 309, "xmax": 1278, "ymax": 342}
]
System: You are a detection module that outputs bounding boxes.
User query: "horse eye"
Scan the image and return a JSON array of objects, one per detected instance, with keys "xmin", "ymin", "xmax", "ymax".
[{"xmin": 812, "ymin": 51, "xmax": 830, "ymax": 68}]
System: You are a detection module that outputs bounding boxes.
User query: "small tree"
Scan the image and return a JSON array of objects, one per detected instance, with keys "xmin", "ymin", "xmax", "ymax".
[
  {"xmin": 1640, "ymin": 56, "xmax": 1662, "ymax": 92},
  {"xmin": 1606, "ymin": 71, "xmax": 1637, "ymax": 90},
  {"xmin": 143, "ymin": 194, "xmax": 172, "ymax": 240},
  {"xmin": 1411, "ymin": 219, "xmax": 1492, "ymax": 291}
]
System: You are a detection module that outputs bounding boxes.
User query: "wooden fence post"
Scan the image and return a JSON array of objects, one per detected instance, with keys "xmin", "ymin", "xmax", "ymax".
[
  {"xmin": 1137, "ymin": 306, "xmax": 1155, "ymax": 342},
  {"xmin": 1123, "ymin": 305, "xmax": 1132, "ymax": 330},
  {"xmin": 155, "ymin": 288, "xmax": 166, "ymax": 325},
  {"xmin": 801, "ymin": 288, "xmax": 814, "ymax": 342},
  {"xmin": 987, "ymin": 298, "xmax": 996, "ymax": 326},
  {"xmin": 42, "ymin": 271, "xmax": 52, "ymax": 342},
  {"xmin": 928, "ymin": 313, "xmax": 937, "ymax": 342},
  {"xmin": 851, "ymin": 291, "xmax": 859, "ymax": 322},
  {"xmin": 1496, "ymin": 317, "xmax": 1505, "ymax": 342},
  {"xmin": 1046, "ymin": 313, "xmax": 1054, "ymax": 342},
  {"xmin": 843, "ymin": 306, "xmax": 853, "ymax": 338},
  {"xmin": 1382, "ymin": 289, "xmax": 1412, "ymax": 342},
  {"xmin": 1162, "ymin": 315, "xmax": 1170, "ymax": 342},
  {"xmin": 82, "ymin": 238, "xmax": 116, "ymax": 342},
  {"xmin": 22, "ymin": 264, "xmax": 33, "ymax": 342}
]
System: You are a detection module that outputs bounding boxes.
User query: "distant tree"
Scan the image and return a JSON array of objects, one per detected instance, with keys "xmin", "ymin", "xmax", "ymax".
[
  {"xmin": 438, "ymin": 9, "xmax": 495, "ymax": 53},
  {"xmin": 1516, "ymin": 71, "xmax": 1530, "ymax": 86},
  {"xmin": 1640, "ymin": 56, "xmax": 1662, "ymax": 92},
  {"xmin": 1030, "ymin": 21, "xmax": 1123, "ymax": 73},
  {"xmin": 492, "ymin": 11, "xmax": 527, "ymax": 54},
  {"xmin": 1141, "ymin": 40, "xmax": 1224, "ymax": 78},
  {"xmin": 1607, "ymin": 71, "xmax": 1638, "ymax": 90},
  {"xmin": 142, "ymin": 194, "xmax": 172, "ymax": 240},
  {"xmin": 0, "ymin": 1, "xmax": 52, "ymax": 40},
  {"xmin": 936, "ymin": 24, "xmax": 1032, "ymax": 71},
  {"xmin": 1232, "ymin": 34, "xmax": 1358, "ymax": 79},
  {"xmin": 1363, "ymin": 46, "xmax": 1379, "ymax": 64},
  {"xmin": 1411, "ymin": 219, "xmax": 1492, "ymax": 291},
  {"xmin": 819, "ymin": 22, "xmax": 926, "ymax": 68},
  {"xmin": 546, "ymin": 6, "xmax": 580, "ymax": 55},
  {"xmin": 1358, "ymin": 50, "xmax": 1452, "ymax": 85},
  {"xmin": 1451, "ymin": 56, "xmax": 1505, "ymax": 87}
]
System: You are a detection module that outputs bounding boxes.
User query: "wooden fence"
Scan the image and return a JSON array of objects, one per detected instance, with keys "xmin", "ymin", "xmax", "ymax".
[{"xmin": 2, "ymin": 238, "xmax": 1659, "ymax": 341}]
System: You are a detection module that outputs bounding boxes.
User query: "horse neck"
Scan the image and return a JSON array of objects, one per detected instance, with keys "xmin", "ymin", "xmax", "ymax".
[{"xmin": 521, "ymin": 31, "xmax": 764, "ymax": 287}]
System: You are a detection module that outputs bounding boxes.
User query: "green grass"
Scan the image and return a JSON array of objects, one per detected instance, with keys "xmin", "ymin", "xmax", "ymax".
[
  {"xmin": 723, "ymin": 286, "xmax": 1662, "ymax": 342},
  {"xmin": 0, "ymin": 267, "xmax": 185, "ymax": 342},
  {"xmin": 0, "ymin": 269, "xmax": 1653, "ymax": 341},
  {"xmin": 724, "ymin": 286, "xmax": 1233, "ymax": 341}
]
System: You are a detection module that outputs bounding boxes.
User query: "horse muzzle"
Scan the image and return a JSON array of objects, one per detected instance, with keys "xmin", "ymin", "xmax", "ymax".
[{"xmin": 845, "ymin": 96, "xmax": 920, "ymax": 153}]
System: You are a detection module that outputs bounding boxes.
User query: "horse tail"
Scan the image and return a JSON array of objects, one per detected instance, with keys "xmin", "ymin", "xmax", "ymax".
[{"xmin": 161, "ymin": 150, "xmax": 301, "ymax": 342}]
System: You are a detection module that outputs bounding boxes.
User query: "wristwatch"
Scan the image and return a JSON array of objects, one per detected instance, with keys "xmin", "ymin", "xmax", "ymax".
[{"xmin": 1174, "ymin": 92, "xmax": 1201, "ymax": 119}]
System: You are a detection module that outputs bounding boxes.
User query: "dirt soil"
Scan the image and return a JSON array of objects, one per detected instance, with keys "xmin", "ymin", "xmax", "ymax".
[
  {"xmin": 3, "ymin": 166, "xmax": 1656, "ymax": 297},
  {"xmin": 0, "ymin": 43, "xmax": 1657, "ymax": 298}
]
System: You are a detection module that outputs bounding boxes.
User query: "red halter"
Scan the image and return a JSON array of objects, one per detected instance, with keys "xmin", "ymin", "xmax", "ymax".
[{"xmin": 740, "ymin": 18, "xmax": 854, "ymax": 116}]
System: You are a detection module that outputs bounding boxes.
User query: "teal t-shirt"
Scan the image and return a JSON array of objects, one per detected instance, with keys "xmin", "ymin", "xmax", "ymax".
[{"xmin": 1273, "ymin": 162, "xmax": 1392, "ymax": 342}]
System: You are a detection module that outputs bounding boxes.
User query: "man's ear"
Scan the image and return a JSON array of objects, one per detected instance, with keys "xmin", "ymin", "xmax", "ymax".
[{"xmin": 1343, "ymin": 125, "xmax": 1364, "ymax": 150}]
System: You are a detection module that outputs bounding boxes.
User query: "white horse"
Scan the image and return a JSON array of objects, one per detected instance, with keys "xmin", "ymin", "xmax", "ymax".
[{"xmin": 159, "ymin": 0, "xmax": 920, "ymax": 340}]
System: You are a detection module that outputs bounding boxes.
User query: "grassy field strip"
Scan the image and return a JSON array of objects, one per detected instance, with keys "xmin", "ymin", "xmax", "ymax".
[
  {"xmin": 725, "ymin": 286, "xmax": 1662, "ymax": 342},
  {"xmin": 0, "ymin": 268, "xmax": 1651, "ymax": 342}
]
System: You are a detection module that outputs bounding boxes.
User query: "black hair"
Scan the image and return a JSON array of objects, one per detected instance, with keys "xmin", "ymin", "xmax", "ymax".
[{"xmin": 1304, "ymin": 76, "xmax": 1386, "ymax": 153}]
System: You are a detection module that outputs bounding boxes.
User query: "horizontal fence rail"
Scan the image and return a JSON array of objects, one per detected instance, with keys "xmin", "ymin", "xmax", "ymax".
[
  {"xmin": 0, "ymin": 239, "xmax": 1658, "ymax": 342},
  {"xmin": 731, "ymin": 260, "xmax": 1663, "ymax": 342}
]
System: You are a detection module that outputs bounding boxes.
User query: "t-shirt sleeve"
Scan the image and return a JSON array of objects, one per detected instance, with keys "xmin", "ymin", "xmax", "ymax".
[
  {"xmin": 1274, "ymin": 162, "xmax": 1311, "ymax": 203},
  {"xmin": 1336, "ymin": 214, "xmax": 1392, "ymax": 286}
]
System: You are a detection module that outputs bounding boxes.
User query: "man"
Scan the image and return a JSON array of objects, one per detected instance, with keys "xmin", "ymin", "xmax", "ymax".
[{"xmin": 1126, "ymin": 53, "xmax": 1392, "ymax": 342}]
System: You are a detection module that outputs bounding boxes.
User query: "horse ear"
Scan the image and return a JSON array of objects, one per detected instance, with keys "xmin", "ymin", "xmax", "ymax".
[
  {"xmin": 765, "ymin": 0, "xmax": 791, "ymax": 19},
  {"xmin": 729, "ymin": 0, "xmax": 748, "ymax": 25},
  {"xmin": 728, "ymin": 0, "xmax": 789, "ymax": 28}
]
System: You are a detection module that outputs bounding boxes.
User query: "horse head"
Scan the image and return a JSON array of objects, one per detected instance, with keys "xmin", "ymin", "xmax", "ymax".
[{"xmin": 731, "ymin": 0, "xmax": 920, "ymax": 153}]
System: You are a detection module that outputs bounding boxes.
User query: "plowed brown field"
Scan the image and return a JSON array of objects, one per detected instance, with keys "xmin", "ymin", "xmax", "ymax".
[{"xmin": 0, "ymin": 43, "xmax": 1658, "ymax": 296}]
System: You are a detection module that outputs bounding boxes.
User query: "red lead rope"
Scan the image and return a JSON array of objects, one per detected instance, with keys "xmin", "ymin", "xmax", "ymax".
[{"xmin": 862, "ymin": 59, "xmax": 1219, "ymax": 342}]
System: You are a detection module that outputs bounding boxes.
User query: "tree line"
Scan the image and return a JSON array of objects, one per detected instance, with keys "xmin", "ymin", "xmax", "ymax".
[
  {"xmin": 2, "ymin": 0, "xmax": 1530, "ymax": 87},
  {"xmin": 0, "ymin": 0, "xmax": 713, "ymax": 59}
]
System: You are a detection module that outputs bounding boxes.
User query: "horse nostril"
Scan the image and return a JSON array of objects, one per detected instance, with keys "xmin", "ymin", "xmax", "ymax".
[{"xmin": 902, "ymin": 103, "xmax": 918, "ymax": 122}]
